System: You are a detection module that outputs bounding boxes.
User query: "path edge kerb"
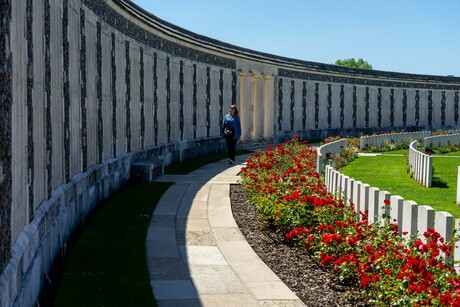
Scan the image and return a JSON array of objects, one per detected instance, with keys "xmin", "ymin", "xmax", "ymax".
[{"xmin": 149, "ymin": 155, "xmax": 305, "ymax": 306}]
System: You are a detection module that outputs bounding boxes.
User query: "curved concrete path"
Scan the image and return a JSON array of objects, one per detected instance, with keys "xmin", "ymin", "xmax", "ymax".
[{"xmin": 148, "ymin": 153, "xmax": 305, "ymax": 307}]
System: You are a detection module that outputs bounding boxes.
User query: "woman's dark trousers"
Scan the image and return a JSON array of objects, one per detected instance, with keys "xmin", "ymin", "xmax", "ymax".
[{"xmin": 226, "ymin": 139, "xmax": 237, "ymax": 161}]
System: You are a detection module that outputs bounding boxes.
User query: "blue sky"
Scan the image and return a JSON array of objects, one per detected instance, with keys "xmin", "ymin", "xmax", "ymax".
[{"xmin": 130, "ymin": 0, "xmax": 459, "ymax": 77}]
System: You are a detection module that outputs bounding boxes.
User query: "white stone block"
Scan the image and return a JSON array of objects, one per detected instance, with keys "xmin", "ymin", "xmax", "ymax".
[
  {"xmin": 346, "ymin": 178, "xmax": 355, "ymax": 206},
  {"xmin": 426, "ymin": 157, "xmax": 432, "ymax": 188},
  {"xmin": 377, "ymin": 191, "xmax": 391, "ymax": 224},
  {"xmin": 325, "ymin": 165, "xmax": 332, "ymax": 191},
  {"xmin": 341, "ymin": 175, "xmax": 349, "ymax": 203},
  {"xmin": 435, "ymin": 211, "xmax": 453, "ymax": 243},
  {"xmin": 455, "ymin": 219, "xmax": 460, "ymax": 273},
  {"xmin": 402, "ymin": 200, "xmax": 418, "ymax": 238},
  {"xmin": 352, "ymin": 181, "xmax": 362, "ymax": 214},
  {"xmin": 390, "ymin": 195, "xmax": 404, "ymax": 235},
  {"xmin": 368, "ymin": 187, "xmax": 380, "ymax": 224},
  {"xmin": 417, "ymin": 205, "xmax": 434, "ymax": 242},
  {"xmin": 335, "ymin": 172, "xmax": 341, "ymax": 198},
  {"xmin": 435, "ymin": 211, "xmax": 453, "ymax": 263},
  {"xmin": 457, "ymin": 166, "xmax": 460, "ymax": 205},
  {"xmin": 331, "ymin": 169, "xmax": 337, "ymax": 196},
  {"xmin": 359, "ymin": 184, "xmax": 370, "ymax": 220}
]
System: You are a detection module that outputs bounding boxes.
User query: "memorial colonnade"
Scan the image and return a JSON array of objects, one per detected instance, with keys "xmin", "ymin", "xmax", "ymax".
[{"xmin": 239, "ymin": 70, "xmax": 275, "ymax": 143}]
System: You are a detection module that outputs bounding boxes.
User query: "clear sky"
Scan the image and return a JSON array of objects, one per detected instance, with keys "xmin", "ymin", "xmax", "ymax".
[{"xmin": 129, "ymin": 0, "xmax": 459, "ymax": 77}]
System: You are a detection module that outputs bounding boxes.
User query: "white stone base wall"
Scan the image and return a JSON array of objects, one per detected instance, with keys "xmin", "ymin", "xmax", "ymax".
[{"xmin": 0, "ymin": 139, "xmax": 225, "ymax": 307}]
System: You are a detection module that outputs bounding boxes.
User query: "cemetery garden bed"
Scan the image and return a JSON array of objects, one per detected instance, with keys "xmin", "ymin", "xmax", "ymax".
[{"xmin": 230, "ymin": 184, "xmax": 369, "ymax": 306}]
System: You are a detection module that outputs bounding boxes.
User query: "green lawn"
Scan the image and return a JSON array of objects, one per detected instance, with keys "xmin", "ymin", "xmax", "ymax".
[
  {"xmin": 53, "ymin": 182, "xmax": 172, "ymax": 307},
  {"xmin": 165, "ymin": 149, "xmax": 251, "ymax": 174},
  {"xmin": 340, "ymin": 151, "xmax": 460, "ymax": 219}
]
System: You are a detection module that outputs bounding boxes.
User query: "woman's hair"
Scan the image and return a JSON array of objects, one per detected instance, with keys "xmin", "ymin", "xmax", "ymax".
[{"xmin": 230, "ymin": 104, "xmax": 239, "ymax": 115}]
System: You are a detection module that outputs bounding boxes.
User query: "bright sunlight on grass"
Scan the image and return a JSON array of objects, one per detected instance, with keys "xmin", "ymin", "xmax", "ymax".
[
  {"xmin": 340, "ymin": 151, "xmax": 460, "ymax": 219},
  {"xmin": 165, "ymin": 149, "xmax": 251, "ymax": 174}
]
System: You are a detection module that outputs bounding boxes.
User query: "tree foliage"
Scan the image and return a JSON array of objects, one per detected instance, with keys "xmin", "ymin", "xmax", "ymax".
[{"xmin": 335, "ymin": 58, "xmax": 373, "ymax": 70}]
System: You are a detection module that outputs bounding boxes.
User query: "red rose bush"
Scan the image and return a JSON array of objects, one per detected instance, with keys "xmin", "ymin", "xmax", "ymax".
[{"xmin": 240, "ymin": 137, "xmax": 460, "ymax": 306}]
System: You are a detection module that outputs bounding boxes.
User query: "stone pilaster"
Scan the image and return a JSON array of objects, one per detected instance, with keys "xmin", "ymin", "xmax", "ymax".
[
  {"xmin": 239, "ymin": 71, "xmax": 252, "ymax": 142},
  {"xmin": 252, "ymin": 73, "xmax": 264, "ymax": 142},
  {"xmin": 263, "ymin": 74, "xmax": 275, "ymax": 142}
]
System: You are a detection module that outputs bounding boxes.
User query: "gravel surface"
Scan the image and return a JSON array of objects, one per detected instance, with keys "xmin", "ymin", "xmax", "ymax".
[{"xmin": 230, "ymin": 184, "xmax": 369, "ymax": 307}]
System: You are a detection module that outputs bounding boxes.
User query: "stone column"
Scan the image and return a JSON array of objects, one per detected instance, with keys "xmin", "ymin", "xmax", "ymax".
[
  {"xmin": 263, "ymin": 74, "xmax": 275, "ymax": 142},
  {"xmin": 239, "ymin": 71, "xmax": 252, "ymax": 142},
  {"xmin": 252, "ymin": 73, "xmax": 264, "ymax": 142}
]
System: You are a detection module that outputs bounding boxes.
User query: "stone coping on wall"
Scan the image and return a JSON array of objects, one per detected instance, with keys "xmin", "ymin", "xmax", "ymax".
[{"xmin": 111, "ymin": 0, "xmax": 460, "ymax": 87}]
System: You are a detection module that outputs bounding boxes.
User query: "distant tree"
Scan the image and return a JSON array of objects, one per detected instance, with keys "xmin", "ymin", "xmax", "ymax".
[{"xmin": 335, "ymin": 58, "xmax": 373, "ymax": 70}]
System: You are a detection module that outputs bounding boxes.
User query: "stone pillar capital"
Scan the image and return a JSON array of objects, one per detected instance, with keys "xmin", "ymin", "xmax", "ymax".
[
  {"xmin": 239, "ymin": 70, "xmax": 253, "ymax": 78},
  {"xmin": 263, "ymin": 74, "xmax": 274, "ymax": 80}
]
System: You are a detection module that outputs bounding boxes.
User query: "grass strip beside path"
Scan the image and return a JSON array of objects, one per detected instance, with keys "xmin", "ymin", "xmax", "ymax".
[
  {"xmin": 53, "ymin": 182, "xmax": 173, "ymax": 307},
  {"xmin": 165, "ymin": 149, "xmax": 251, "ymax": 174},
  {"xmin": 340, "ymin": 152, "xmax": 460, "ymax": 219}
]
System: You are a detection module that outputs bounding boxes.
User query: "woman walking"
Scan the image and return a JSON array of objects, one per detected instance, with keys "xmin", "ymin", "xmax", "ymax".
[{"xmin": 221, "ymin": 104, "xmax": 242, "ymax": 164}]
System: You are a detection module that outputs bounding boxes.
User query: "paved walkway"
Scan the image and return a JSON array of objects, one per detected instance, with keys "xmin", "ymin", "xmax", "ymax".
[{"xmin": 148, "ymin": 153, "xmax": 305, "ymax": 306}]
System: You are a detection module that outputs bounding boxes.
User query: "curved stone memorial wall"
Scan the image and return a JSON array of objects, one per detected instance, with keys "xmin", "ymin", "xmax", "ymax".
[{"xmin": 1, "ymin": 0, "xmax": 460, "ymax": 305}]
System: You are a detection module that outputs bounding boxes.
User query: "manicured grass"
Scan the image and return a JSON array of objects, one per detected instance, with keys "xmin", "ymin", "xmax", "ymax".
[
  {"xmin": 54, "ymin": 182, "xmax": 173, "ymax": 307},
  {"xmin": 165, "ymin": 149, "xmax": 252, "ymax": 174},
  {"xmin": 340, "ymin": 151, "xmax": 460, "ymax": 219}
]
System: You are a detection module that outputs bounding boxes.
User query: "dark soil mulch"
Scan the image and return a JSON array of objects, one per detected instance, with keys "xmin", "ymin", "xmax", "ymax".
[{"xmin": 230, "ymin": 184, "xmax": 370, "ymax": 306}]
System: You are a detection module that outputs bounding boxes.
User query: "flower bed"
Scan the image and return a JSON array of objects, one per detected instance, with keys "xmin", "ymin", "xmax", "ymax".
[{"xmin": 240, "ymin": 137, "xmax": 460, "ymax": 306}]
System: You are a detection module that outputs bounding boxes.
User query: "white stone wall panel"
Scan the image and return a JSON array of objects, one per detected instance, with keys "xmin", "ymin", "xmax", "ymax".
[
  {"xmin": 331, "ymin": 84, "xmax": 341, "ymax": 129},
  {"xmin": 343, "ymin": 85, "xmax": 354, "ymax": 128},
  {"xmin": 33, "ymin": 0, "xmax": 48, "ymax": 207},
  {"xmin": 143, "ymin": 49, "xmax": 154, "ymax": 146},
  {"xmin": 317, "ymin": 83, "xmax": 328, "ymax": 129},
  {"xmin": 169, "ymin": 59, "xmax": 181, "ymax": 141},
  {"xmin": 156, "ymin": 55, "xmax": 167, "ymax": 144},
  {"xmin": 196, "ymin": 66, "xmax": 207, "ymax": 138},
  {"xmin": 11, "ymin": 0, "xmax": 29, "ymax": 242},
  {"xmin": 116, "ymin": 36, "xmax": 127, "ymax": 154},
  {"xmin": 130, "ymin": 44, "xmax": 141, "ymax": 150},
  {"xmin": 356, "ymin": 86, "xmax": 366, "ymax": 128},
  {"xmin": 101, "ymin": 31, "xmax": 113, "ymax": 159},
  {"xmin": 210, "ymin": 67, "xmax": 221, "ymax": 137},
  {"xmin": 368, "ymin": 87, "xmax": 378, "ymax": 128},
  {"xmin": 432, "ymin": 90, "xmax": 442, "ymax": 127},
  {"xmin": 406, "ymin": 89, "xmax": 416, "ymax": 127},
  {"xmin": 418, "ymin": 90, "xmax": 429, "ymax": 127},
  {"xmin": 380, "ymin": 88, "xmax": 391, "ymax": 128},
  {"xmin": 393, "ymin": 89, "xmax": 404, "ymax": 128},
  {"xmin": 445, "ymin": 91, "xmax": 455, "ymax": 126},
  {"xmin": 85, "ymin": 21, "xmax": 98, "ymax": 167},
  {"xmin": 183, "ymin": 63, "xmax": 194, "ymax": 140},
  {"xmin": 305, "ymin": 82, "xmax": 316, "ymax": 129}
]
